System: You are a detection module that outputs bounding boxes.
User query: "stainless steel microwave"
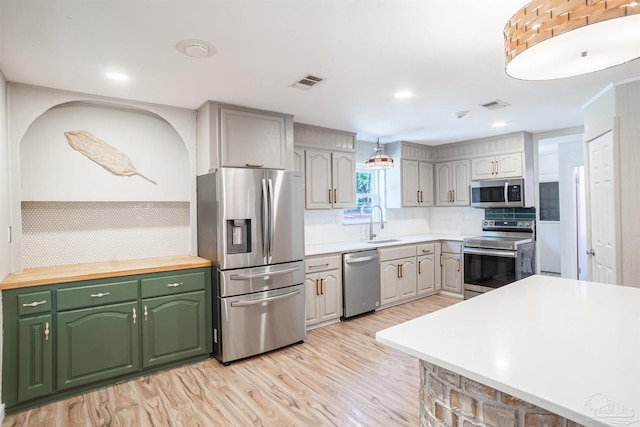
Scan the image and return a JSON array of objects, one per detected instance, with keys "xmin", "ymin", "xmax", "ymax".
[{"xmin": 470, "ymin": 178, "xmax": 525, "ymax": 208}]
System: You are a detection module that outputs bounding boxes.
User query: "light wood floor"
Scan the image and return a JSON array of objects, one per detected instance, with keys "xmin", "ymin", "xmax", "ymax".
[{"xmin": 3, "ymin": 294, "xmax": 459, "ymax": 427}]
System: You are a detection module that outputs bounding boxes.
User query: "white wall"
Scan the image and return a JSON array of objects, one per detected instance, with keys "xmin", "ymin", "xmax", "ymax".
[{"xmin": 0, "ymin": 70, "xmax": 8, "ymax": 420}]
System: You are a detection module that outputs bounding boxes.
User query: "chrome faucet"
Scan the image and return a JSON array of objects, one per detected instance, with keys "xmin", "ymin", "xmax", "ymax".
[{"xmin": 369, "ymin": 205, "xmax": 384, "ymax": 240}]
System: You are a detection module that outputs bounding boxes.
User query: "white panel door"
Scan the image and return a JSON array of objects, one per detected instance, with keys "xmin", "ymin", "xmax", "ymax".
[{"xmin": 587, "ymin": 132, "xmax": 616, "ymax": 284}]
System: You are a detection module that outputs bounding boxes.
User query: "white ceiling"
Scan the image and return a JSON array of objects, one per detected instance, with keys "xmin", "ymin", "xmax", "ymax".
[{"xmin": 2, "ymin": 0, "xmax": 640, "ymax": 145}]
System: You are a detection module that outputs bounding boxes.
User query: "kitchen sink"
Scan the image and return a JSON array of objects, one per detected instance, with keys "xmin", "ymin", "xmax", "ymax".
[{"xmin": 366, "ymin": 239, "xmax": 401, "ymax": 244}]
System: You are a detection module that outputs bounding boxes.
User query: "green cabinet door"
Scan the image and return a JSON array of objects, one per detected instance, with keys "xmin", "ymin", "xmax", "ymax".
[
  {"xmin": 18, "ymin": 314, "xmax": 53, "ymax": 402},
  {"xmin": 57, "ymin": 301, "xmax": 140, "ymax": 390},
  {"xmin": 141, "ymin": 291, "xmax": 207, "ymax": 368}
]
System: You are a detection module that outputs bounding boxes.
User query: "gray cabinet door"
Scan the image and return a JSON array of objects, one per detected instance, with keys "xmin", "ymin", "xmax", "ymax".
[{"xmin": 220, "ymin": 107, "xmax": 287, "ymax": 169}]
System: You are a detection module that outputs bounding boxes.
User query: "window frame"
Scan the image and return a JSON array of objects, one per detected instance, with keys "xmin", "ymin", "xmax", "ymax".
[{"xmin": 342, "ymin": 164, "xmax": 386, "ymax": 225}]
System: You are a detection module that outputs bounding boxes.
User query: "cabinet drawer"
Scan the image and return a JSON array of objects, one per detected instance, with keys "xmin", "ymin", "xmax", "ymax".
[
  {"xmin": 305, "ymin": 255, "xmax": 341, "ymax": 273},
  {"xmin": 57, "ymin": 280, "xmax": 138, "ymax": 311},
  {"xmin": 17, "ymin": 290, "xmax": 52, "ymax": 316},
  {"xmin": 141, "ymin": 272, "xmax": 205, "ymax": 298},
  {"xmin": 378, "ymin": 245, "xmax": 416, "ymax": 262},
  {"xmin": 416, "ymin": 243, "xmax": 436, "ymax": 256},
  {"xmin": 442, "ymin": 241, "xmax": 462, "ymax": 254}
]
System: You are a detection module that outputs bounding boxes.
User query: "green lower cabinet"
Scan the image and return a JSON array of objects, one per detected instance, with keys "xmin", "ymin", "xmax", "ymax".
[
  {"xmin": 56, "ymin": 301, "xmax": 140, "ymax": 391},
  {"xmin": 18, "ymin": 314, "xmax": 53, "ymax": 402},
  {"xmin": 142, "ymin": 291, "xmax": 207, "ymax": 368}
]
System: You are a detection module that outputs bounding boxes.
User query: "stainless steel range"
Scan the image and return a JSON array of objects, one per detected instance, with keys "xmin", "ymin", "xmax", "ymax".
[{"xmin": 463, "ymin": 220, "xmax": 535, "ymax": 299}]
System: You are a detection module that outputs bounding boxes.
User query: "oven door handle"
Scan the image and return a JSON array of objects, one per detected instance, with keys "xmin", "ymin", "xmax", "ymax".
[
  {"xmin": 463, "ymin": 247, "xmax": 517, "ymax": 258},
  {"xmin": 230, "ymin": 290, "xmax": 301, "ymax": 307}
]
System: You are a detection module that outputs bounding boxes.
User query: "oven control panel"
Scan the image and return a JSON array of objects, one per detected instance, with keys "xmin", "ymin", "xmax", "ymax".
[{"xmin": 482, "ymin": 220, "xmax": 534, "ymax": 231}]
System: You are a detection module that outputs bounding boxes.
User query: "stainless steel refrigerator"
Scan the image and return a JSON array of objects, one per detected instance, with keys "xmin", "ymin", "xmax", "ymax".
[{"xmin": 197, "ymin": 168, "xmax": 305, "ymax": 364}]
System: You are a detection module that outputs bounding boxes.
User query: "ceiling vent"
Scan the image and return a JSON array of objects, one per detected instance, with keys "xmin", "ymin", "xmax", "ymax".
[
  {"xmin": 480, "ymin": 100, "xmax": 510, "ymax": 110},
  {"xmin": 293, "ymin": 75, "xmax": 325, "ymax": 90}
]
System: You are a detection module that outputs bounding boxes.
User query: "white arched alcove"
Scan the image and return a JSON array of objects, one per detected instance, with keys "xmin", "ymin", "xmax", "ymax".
[
  {"xmin": 8, "ymin": 84, "xmax": 198, "ymax": 270},
  {"xmin": 21, "ymin": 101, "xmax": 189, "ymax": 201}
]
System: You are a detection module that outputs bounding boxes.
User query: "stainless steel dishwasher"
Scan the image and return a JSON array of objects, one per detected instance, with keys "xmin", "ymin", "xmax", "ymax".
[{"xmin": 342, "ymin": 249, "xmax": 380, "ymax": 319}]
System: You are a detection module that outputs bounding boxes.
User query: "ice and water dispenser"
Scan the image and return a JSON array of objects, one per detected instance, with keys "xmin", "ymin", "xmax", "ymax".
[{"xmin": 226, "ymin": 219, "xmax": 251, "ymax": 254}]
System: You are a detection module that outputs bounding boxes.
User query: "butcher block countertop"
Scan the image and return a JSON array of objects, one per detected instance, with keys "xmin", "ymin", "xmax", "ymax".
[{"xmin": 0, "ymin": 255, "xmax": 212, "ymax": 290}]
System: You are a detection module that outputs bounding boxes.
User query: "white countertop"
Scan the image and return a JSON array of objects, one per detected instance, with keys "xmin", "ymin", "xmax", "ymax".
[
  {"xmin": 376, "ymin": 275, "xmax": 640, "ymax": 427},
  {"xmin": 305, "ymin": 233, "xmax": 469, "ymax": 256}
]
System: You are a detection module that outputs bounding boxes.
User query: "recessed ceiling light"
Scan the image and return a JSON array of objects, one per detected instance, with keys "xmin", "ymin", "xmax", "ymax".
[
  {"xmin": 176, "ymin": 39, "xmax": 216, "ymax": 58},
  {"xmin": 394, "ymin": 91, "xmax": 414, "ymax": 99},
  {"xmin": 492, "ymin": 121, "xmax": 508, "ymax": 128},
  {"xmin": 106, "ymin": 72, "xmax": 129, "ymax": 81}
]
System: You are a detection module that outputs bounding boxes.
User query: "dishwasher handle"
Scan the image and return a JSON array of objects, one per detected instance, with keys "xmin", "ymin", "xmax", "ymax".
[{"xmin": 345, "ymin": 255, "xmax": 378, "ymax": 264}]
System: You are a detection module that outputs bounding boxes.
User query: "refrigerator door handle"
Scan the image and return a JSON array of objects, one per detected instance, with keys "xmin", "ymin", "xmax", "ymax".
[
  {"xmin": 230, "ymin": 290, "xmax": 301, "ymax": 307},
  {"xmin": 268, "ymin": 178, "xmax": 275, "ymax": 263},
  {"xmin": 261, "ymin": 178, "xmax": 269, "ymax": 260},
  {"xmin": 229, "ymin": 265, "xmax": 301, "ymax": 280}
]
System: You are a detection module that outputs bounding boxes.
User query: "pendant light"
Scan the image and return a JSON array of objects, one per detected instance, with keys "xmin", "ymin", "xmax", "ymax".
[
  {"xmin": 504, "ymin": 0, "xmax": 640, "ymax": 80},
  {"xmin": 365, "ymin": 139, "xmax": 394, "ymax": 170}
]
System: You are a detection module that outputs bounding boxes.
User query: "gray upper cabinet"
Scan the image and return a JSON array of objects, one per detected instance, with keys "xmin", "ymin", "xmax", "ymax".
[
  {"xmin": 384, "ymin": 141, "xmax": 435, "ymax": 208},
  {"xmin": 219, "ymin": 107, "xmax": 287, "ymax": 169},
  {"xmin": 294, "ymin": 123, "xmax": 357, "ymax": 210},
  {"xmin": 196, "ymin": 101, "xmax": 294, "ymax": 174}
]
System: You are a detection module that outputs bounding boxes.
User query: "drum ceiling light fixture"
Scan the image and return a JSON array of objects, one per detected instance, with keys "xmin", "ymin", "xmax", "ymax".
[{"xmin": 504, "ymin": 0, "xmax": 640, "ymax": 80}]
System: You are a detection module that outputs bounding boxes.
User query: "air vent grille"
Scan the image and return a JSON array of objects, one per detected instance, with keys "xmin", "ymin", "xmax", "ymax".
[
  {"xmin": 293, "ymin": 75, "xmax": 325, "ymax": 90},
  {"xmin": 480, "ymin": 100, "xmax": 510, "ymax": 110}
]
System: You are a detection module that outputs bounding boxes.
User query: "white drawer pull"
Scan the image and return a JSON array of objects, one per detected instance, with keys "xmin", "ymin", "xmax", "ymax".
[
  {"xmin": 22, "ymin": 300, "xmax": 47, "ymax": 307},
  {"xmin": 90, "ymin": 292, "xmax": 110, "ymax": 298},
  {"xmin": 167, "ymin": 282, "xmax": 184, "ymax": 288}
]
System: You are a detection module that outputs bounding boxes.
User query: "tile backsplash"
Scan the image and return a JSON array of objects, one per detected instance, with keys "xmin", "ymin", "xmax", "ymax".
[
  {"xmin": 304, "ymin": 206, "xmax": 485, "ymax": 246},
  {"xmin": 484, "ymin": 207, "xmax": 536, "ymax": 220},
  {"xmin": 21, "ymin": 201, "xmax": 190, "ymax": 268}
]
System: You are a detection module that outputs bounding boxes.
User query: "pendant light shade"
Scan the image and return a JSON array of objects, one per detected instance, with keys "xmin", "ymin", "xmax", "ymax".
[
  {"xmin": 504, "ymin": 0, "xmax": 640, "ymax": 80},
  {"xmin": 366, "ymin": 139, "xmax": 394, "ymax": 170}
]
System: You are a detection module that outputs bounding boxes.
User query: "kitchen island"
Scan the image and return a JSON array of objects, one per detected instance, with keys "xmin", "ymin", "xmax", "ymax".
[{"xmin": 376, "ymin": 275, "xmax": 640, "ymax": 427}]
